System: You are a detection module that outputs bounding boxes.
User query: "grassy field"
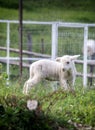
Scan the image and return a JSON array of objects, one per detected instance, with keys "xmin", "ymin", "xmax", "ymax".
[
  {"xmin": 0, "ymin": 6, "xmax": 95, "ymax": 22},
  {"xmin": 0, "ymin": 0, "xmax": 95, "ymax": 22},
  {"xmin": 0, "ymin": 1, "xmax": 95, "ymax": 129},
  {"xmin": 0, "ymin": 67, "xmax": 95, "ymax": 129}
]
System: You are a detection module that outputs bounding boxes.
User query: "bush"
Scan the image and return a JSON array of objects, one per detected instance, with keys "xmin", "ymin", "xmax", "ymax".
[
  {"xmin": 0, "ymin": 95, "xmax": 75, "ymax": 130},
  {"xmin": 0, "ymin": 0, "xmax": 18, "ymax": 9}
]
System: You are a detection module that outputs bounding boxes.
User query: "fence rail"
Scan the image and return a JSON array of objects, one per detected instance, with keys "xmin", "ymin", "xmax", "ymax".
[
  {"xmin": 0, "ymin": 46, "xmax": 51, "ymax": 58},
  {"xmin": 76, "ymin": 72, "xmax": 95, "ymax": 78},
  {"xmin": 0, "ymin": 59, "xmax": 30, "ymax": 68},
  {"xmin": 75, "ymin": 60, "xmax": 95, "ymax": 66}
]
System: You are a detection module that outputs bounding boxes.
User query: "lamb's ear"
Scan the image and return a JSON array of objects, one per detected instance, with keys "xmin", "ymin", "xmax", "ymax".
[
  {"xmin": 70, "ymin": 55, "xmax": 80, "ymax": 60},
  {"xmin": 55, "ymin": 57, "xmax": 61, "ymax": 62}
]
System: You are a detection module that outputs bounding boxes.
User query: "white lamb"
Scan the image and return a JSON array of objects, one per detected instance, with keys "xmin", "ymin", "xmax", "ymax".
[
  {"xmin": 86, "ymin": 39, "xmax": 95, "ymax": 57},
  {"xmin": 23, "ymin": 55, "xmax": 80, "ymax": 95}
]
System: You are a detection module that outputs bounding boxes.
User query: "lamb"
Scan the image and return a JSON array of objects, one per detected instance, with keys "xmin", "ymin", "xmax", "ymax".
[
  {"xmin": 86, "ymin": 39, "xmax": 95, "ymax": 86},
  {"xmin": 23, "ymin": 55, "xmax": 80, "ymax": 95},
  {"xmin": 86, "ymin": 39, "xmax": 95, "ymax": 58}
]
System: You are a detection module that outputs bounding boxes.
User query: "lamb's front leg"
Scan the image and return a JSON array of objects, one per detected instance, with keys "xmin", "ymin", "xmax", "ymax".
[
  {"xmin": 69, "ymin": 75, "xmax": 76, "ymax": 90},
  {"xmin": 60, "ymin": 79, "xmax": 68, "ymax": 90},
  {"xmin": 67, "ymin": 77, "xmax": 76, "ymax": 94}
]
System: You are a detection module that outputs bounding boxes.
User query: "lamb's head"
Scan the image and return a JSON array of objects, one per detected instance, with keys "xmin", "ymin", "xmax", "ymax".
[
  {"xmin": 87, "ymin": 40, "xmax": 95, "ymax": 57},
  {"xmin": 56, "ymin": 55, "xmax": 80, "ymax": 71},
  {"xmin": 87, "ymin": 46, "xmax": 93, "ymax": 56},
  {"xmin": 82, "ymin": 39, "xmax": 95, "ymax": 57}
]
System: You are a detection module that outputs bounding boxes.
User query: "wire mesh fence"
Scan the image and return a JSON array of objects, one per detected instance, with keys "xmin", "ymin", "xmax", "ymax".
[{"xmin": 58, "ymin": 27, "xmax": 84, "ymax": 56}]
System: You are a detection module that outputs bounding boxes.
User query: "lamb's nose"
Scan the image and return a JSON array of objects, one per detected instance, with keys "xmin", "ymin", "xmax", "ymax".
[{"xmin": 62, "ymin": 68, "xmax": 65, "ymax": 72}]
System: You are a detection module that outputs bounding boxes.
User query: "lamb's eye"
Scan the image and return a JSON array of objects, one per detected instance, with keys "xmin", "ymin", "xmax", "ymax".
[{"xmin": 66, "ymin": 61, "xmax": 69, "ymax": 64}]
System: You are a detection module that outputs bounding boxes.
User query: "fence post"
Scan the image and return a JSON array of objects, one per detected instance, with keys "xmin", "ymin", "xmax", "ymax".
[
  {"xmin": 27, "ymin": 32, "xmax": 32, "ymax": 64},
  {"xmin": 41, "ymin": 38, "xmax": 44, "ymax": 54},
  {"xmin": 83, "ymin": 26, "xmax": 88, "ymax": 87},
  {"xmin": 19, "ymin": 0, "xmax": 23, "ymax": 77},
  {"xmin": 51, "ymin": 23, "xmax": 58, "ymax": 60},
  {"xmin": 6, "ymin": 22, "xmax": 10, "ymax": 84}
]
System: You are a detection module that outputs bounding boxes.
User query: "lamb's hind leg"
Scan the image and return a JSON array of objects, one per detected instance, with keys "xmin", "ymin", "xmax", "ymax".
[
  {"xmin": 23, "ymin": 76, "xmax": 41, "ymax": 95},
  {"xmin": 23, "ymin": 80, "xmax": 30, "ymax": 95}
]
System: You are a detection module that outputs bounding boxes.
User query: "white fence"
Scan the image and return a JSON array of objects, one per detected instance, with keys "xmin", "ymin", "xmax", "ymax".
[{"xmin": 0, "ymin": 20, "xmax": 95, "ymax": 86}]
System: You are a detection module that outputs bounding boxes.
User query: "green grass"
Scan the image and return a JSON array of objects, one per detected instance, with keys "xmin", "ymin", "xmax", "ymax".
[
  {"xmin": 0, "ymin": 64, "xmax": 95, "ymax": 129},
  {"xmin": 0, "ymin": 78, "xmax": 95, "ymax": 129},
  {"xmin": 0, "ymin": 3, "xmax": 95, "ymax": 22},
  {"xmin": 41, "ymin": 89, "xmax": 95, "ymax": 127},
  {"xmin": 0, "ymin": 8, "xmax": 18, "ymax": 20}
]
